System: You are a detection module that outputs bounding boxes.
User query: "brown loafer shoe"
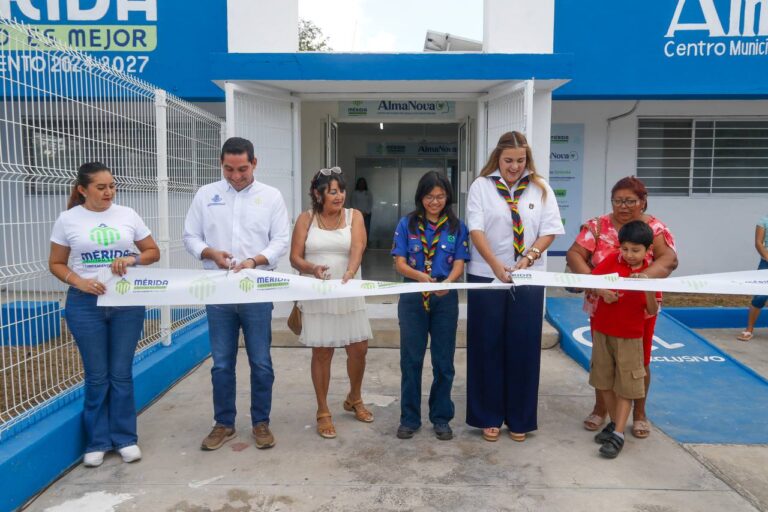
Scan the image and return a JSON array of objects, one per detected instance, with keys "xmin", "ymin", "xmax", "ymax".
[
  {"xmin": 201, "ymin": 424, "xmax": 235, "ymax": 451},
  {"xmin": 252, "ymin": 422, "xmax": 275, "ymax": 449}
]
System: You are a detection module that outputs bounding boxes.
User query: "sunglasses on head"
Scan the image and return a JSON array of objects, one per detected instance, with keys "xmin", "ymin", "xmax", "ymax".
[{"xmin": 316, "ymin": 167, "xmax": 342, "ymax": 177}]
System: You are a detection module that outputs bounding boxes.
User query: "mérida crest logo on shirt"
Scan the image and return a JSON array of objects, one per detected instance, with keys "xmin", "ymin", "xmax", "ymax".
[{"xmin": 90, "ymin": 224, "xmax": 120, "ymax": 247}]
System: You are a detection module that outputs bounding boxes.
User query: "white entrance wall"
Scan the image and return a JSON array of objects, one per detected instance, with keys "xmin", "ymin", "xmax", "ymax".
[
  {"xmin": 227, "ymin": 0, "xmax": 298, "ymax": 53},
  {"xmin": 483, "ymin": 0, "xmax": 554, "ymax": 53},
  {"xmin": 551, "ymin": 99, "xmax": 768, "ymax": 276}
]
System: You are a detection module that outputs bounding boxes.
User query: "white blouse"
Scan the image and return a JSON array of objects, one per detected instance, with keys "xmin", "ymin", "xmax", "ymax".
[{"xmin": 466, "ymin": 170, "xmax": 564, "ymax": 278}]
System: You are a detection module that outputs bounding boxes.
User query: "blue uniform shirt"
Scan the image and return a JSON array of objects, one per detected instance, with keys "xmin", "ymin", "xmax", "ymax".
[{"xmin": 391, "ymin": 215, "xmax": 470, "ymax": 279}]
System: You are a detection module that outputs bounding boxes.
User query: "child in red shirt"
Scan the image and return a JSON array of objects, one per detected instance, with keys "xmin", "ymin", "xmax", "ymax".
[{"xmin": 589, "ymin": 220, "xmax": 659, "ymax": 459}]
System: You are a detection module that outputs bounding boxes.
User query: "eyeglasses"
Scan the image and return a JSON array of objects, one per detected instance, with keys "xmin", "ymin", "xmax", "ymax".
[
  {"xmin": 611, "ymin": 198, "xmax": 639, "ymax": 207},
  {"xmin": 316, "ymin": 167, "xmax": 342, "ymax": 177},
  {"xmin": 424, "ymin": 194, "xmax": 447, "ymax": 203}
]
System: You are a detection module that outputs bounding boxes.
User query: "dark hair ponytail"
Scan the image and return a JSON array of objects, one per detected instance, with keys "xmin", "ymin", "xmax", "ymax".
[{"xmin": 67, "ymin": 162, "xmax": 110, "ymax": 209}]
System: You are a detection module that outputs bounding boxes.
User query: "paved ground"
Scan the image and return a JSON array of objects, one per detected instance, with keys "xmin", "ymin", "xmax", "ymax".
[
  {"xmin": 686, "ymin": 327, "xmax": 768, "ymax": 512},
  {"xmin": 28, "ymin": 343, "xmax": 765, "ymax": 512}
]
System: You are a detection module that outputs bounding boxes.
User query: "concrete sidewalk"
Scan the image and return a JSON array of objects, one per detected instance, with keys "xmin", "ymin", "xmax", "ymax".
[{"xmin": 28, "ymin": 346, "xmax": 761, "ymax": 512}]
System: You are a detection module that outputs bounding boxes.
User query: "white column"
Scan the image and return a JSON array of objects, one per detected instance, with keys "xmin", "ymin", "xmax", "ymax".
[
  {"xmin": 531, "ymin": 88, "xmax": 553, "ymax": 180},
  {"xmin": 227, "ymin": 0, "xmax": 298, "ymax": 52},
  {"xmin": 483, "ymin": 0, "xmax": 554, "ymax": 53},
  {"xmin": 154, "ymin": 89, "xmax": 171, "ymax": 346}
]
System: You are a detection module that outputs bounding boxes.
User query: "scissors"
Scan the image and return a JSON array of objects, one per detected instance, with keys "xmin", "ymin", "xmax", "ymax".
[{"xmin": 226, "ymin": 258, "xmax": 236, "ymax": 277}]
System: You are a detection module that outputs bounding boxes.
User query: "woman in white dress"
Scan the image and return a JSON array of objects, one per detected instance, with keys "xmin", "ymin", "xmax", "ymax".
[{"xmin": 290, "ymin": 167, "xmax": 374, "ymax": 439}]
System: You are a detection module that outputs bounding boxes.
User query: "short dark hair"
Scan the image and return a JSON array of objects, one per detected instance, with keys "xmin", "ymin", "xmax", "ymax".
[
  {"xmin": 618, "ymin": 220, "xmax": 654, "ymax": 248},
  {"xmin": 221, "ymin": 137, "xmax": 255, "ymax": 162},
  {"xmin": 407, "ymin": 171, "xmax": 459, "ymax": 234},
  {"xmin": 310, "ymin": 171, "xmax": 347, "ymax": 213}
]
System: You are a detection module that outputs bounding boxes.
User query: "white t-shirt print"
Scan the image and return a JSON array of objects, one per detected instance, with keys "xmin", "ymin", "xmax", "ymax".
[{"xmin": 50, "ymin": 204, "xmax": 152, "ymax": 280}]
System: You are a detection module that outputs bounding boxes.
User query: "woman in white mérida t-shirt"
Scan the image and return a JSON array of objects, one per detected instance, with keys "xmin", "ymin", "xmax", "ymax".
[{"xmin": 49, "ymin": 162, "xmax": 160, "ymax": 468}]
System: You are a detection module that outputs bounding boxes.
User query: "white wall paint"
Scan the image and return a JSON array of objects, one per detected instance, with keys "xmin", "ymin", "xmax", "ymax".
[
  {"xmin": 227, "ymin": 0, "xmax": 298, "ymax": 53},
  {"xmin": 551, "ymin": 99, "xmax": 768, "ymax": 276},
  {"xmin": 483, "ymin": 0, "xmax": 554, "ymax": 53}
]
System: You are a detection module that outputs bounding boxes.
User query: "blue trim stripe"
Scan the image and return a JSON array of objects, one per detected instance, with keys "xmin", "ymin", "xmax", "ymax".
[{"xmin": 208, "ymin": 52, "xmax": 573, "ymax": 81}]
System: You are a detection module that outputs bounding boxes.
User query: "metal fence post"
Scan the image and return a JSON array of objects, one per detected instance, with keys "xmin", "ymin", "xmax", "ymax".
[{"xmin": 155, "ymin": 88, "xmax": 172, "ymax": 346}]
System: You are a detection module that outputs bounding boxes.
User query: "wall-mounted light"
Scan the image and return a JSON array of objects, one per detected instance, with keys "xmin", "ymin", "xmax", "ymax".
[{"xmin": 379, "ymin": 122, "xmax": 384, "ymax": 130}]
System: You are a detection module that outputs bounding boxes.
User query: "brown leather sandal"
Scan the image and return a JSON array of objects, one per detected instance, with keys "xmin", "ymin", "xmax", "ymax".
[
  {"xmin": 343, "ymin": 396, "xmax": 374, "ymax": 423},
  {"xmin": 316, "ymin": 412, "xmax": 337, "ymax": 439}
]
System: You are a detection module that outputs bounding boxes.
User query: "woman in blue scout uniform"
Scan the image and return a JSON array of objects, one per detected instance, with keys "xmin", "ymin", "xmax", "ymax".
[
  {"xmin": 465, "ymin": 131, "xmax": 564, "ymax": 443},
  {"xmin": 49, "ymin": 162, "xmax": 160, "ymax": 467},
  {"xmin": 391, "ymin": 171, "xmax": 470, "ymax": 441}
]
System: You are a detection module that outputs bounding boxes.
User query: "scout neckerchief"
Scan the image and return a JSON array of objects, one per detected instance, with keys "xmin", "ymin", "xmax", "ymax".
[
  {"xmin": 417, "ymin": 214, "xmax": 448, "ymax": 311},
  {"xmin": 489, "ymin": 175, "xmax": 530, "ymax": 260}
]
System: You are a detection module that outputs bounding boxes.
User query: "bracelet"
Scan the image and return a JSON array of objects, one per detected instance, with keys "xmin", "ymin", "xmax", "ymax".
[
  {"xmin": 64, "ymin": 271, "xmax": 73, "ymax": 284},
  {"xmin": 344, "ymin": 269, "xmax": 355, "ymax": 275},
  {"xmin": 133, "ymin": 254, "xmax": 141, "ymax": 266},
  {"xmin": 525, "ymin": 254, "xmax": 536, "ymax": 264},
  {"xmin": 246, "ymin": 257, "xmax": 257, "ymax": 268},
  {"xmin": 529, "ymin": 247, "xmax": 542, "ymax": 257}
]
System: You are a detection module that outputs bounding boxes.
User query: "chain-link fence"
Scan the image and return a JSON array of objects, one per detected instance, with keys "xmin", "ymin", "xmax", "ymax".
[{"xmin": 0, "ymin": 17, "xmax": 224, "ymax": 440}]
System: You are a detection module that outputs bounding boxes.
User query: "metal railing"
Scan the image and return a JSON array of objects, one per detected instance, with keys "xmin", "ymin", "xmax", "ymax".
[{"xmin": 0, "ymin": 17, "xmax": 224, "ymax": 439}]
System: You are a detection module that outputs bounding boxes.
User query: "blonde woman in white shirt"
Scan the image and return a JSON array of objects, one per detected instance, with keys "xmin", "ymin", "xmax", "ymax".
[
  {"xmin": 465, "ymin": 131, "xmax": 564, "ymax": 443},
  {"xmin": 49, "ymin": 162, "xmax": 160, "ymax": 467}
]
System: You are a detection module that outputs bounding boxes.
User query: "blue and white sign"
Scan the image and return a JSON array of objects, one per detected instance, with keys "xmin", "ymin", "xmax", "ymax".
[
  {"xmin": 340, "ymin": 100, "xmax": 456, "ymax": 119},
  {"xmin": 548, "ymin": 124, "xmax": 584, "ymax": 254},
  {"xmin": 0, "ymin": 0, "xmax": 226, "ymax": 100},
  {"xmin": 554, "ymin": 0, "xmax": 768, "ymax": 97},
  {"xmin": 366, "ymin": 142, "xmax": 457, "ymax": 156}
]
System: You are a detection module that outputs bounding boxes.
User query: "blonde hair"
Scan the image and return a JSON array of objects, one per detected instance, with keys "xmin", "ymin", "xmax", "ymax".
[{"xmin": 478, "ymin": 131, "xmax": 547, "ymax": 201}]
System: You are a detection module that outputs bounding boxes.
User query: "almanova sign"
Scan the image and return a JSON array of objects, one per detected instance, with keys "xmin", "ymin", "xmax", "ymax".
[
  {"xmin": 339, "ymin": 100, "xmax": 456, "ymax": 119},
  {"xmin": 664, "ymin": 0, "xmax": 768, "ymax": 57}
]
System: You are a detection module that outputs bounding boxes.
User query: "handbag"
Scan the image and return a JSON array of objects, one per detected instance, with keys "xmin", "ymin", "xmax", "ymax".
[
  {"xmin": 287, "ymin": 302, "xmax": 302, "ymax": 335},
  {"xmin": 564, "ymin": 216, "xmax": 601, "ymax": 293},
  {"xmin": 286, "ymin": 211, "xmax": 315, "ymax": 335}
]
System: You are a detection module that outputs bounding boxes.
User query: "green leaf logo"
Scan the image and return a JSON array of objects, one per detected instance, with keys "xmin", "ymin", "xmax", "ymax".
[
  {"xmin": 189, "ymin": 277, "xmax": 216, "ymax": 301},
  {"xmin": 90, "ymin": 224, "xmax": 120, "ymax": 247},
  {"xmin": 115, "ymin": 278, "xmax": 131, "ymax": 295},
  {"xmin": 240, "ymin": 277, "xmax": 255, "ymax": 293}
]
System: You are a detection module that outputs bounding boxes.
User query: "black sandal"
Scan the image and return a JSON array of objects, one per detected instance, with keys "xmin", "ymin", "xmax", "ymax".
[{"xmin": 599, "ymin": 433, "xmax": 624, "ymax": 459}]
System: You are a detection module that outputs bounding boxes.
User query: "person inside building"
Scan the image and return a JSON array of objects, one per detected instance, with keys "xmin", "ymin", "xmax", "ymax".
[
  {"xmin": 465, "ymin": 131, "xmax": 564, "ymax": 442},
  {"xmin": 183, "ymin": 137, "xmax": 290, "ymax": 451},
  {"xmin": 290, "ymin": 167, "xmax": 374, "ymax": 439},
  {"xmin": 391, "ymin": 171, "xmax": 470, "ymax": 441},
  {"xmin": 566, "ymin": 176, "xmax": 677, "ymax": 439},
  {"xmin": 589, "ymin": 220, "xmax": 659, "ymax": 459},
  {"xmin": 49, "ymin": 162, "xmax": 161, "ymax": 467},
  {"xmin": 350, "ymin": 177, "xmax": 373, "ymax": 242},
  {"xmin": 737, "ymin": 214, "xmax": 768, "ymax": 341}
]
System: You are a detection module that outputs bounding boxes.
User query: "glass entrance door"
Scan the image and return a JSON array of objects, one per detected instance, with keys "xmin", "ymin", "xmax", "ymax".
[{"xmin": 355, "ymin": 157, "xmax": 448, "ymax": 249}]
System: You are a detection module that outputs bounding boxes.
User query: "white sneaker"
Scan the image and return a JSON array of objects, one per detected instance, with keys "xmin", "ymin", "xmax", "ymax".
[
  {"xmin": 118, "ymin": 444, "xmax": 142, "ymax": 463},
  {"xmin": 83, "ymin": 451, "xmax": 105, "ymax": 467}
]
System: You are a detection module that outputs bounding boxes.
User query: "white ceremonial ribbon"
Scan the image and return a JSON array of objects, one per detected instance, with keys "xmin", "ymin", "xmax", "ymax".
[{"xmin": 96, "ymin": 268, "xmax": 768, "ymax": 307}]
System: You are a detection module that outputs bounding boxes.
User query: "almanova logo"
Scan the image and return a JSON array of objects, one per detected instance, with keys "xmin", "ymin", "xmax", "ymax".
[
  {"xmin": 189, "ymin": 276, "xmax": 216, "ymax": 301},
  {"xmin": 90, "ymin": 224, "xmax": 120, "ymax": 247}
]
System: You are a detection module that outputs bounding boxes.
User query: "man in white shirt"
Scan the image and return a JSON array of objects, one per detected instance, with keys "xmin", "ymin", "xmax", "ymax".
[{"xmin": 183, "ymin": 137, "xmax": 290, "ymax": 451}]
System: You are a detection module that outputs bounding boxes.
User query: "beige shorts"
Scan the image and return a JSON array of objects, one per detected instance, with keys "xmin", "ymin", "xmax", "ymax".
[{"xmin": 589, "ymin": 330, "xmax": 647, "ymax": 400}]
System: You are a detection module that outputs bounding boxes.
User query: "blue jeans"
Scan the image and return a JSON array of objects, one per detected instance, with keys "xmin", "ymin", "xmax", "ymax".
[
  {"xmin": 398, "ymin": 289, "xmax": 458, "ymax": 429},
  {"xmin": 205, "ymin": 303, "xmax": 274, "ymax": 427},
  {"xmin": 752, "ymin": 259, "xmax": 768, "ymax": 308},
  {"xmin": 65, "ymin": 288, "xmax": 145, "ymax": 452}
]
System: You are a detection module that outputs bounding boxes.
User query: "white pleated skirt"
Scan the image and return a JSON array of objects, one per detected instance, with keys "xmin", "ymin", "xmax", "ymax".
[{"xmin": 298, "ymin": 297, "xmax": 373, "ymax": 347}]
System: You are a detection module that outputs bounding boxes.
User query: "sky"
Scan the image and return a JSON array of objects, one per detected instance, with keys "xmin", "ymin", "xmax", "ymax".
[{"xmin": 298, "ymin": 0, "xmax": 483, "ymax": 52}]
